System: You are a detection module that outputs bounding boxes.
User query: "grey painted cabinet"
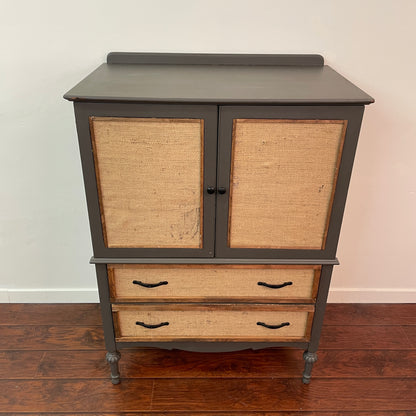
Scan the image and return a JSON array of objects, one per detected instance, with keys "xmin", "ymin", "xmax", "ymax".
[{"xmin": 65, "ymin": 52, "xmax": 373, "ymax": 384}]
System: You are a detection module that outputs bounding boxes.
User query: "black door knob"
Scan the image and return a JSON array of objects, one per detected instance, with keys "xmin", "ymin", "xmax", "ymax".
[
  {"xmin": 218, "ymin": 187, "xmax": 226, "ymax": 194},
  {"xmin": 207, "ymin": 186, "xmax": 216, "ymax": 194}
]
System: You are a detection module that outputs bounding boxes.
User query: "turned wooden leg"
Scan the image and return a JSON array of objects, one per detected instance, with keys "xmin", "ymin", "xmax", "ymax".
[
  {"xmin": 302, "ymin": 351, "xmax": 318, "ymax": 384},
  {"xmin": 106, "ymin": 351, "xmax": 121, "ymax": 384}
]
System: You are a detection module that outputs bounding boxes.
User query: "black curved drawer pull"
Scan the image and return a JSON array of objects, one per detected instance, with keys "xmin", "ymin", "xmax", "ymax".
[
  {"xmin": 258, "ymin": 281, "xmax": 293, "ymax": 289},
  {"xmin": 257, "ymin": 321, "xmax": 290, "ymax": 330},
  {"xmin": 136, "ymin": 321, "xmax": 169, "ymax": 329},
  {"xmin": 132, "ymin": 280, "xmax": 168, "ymax": 288}
]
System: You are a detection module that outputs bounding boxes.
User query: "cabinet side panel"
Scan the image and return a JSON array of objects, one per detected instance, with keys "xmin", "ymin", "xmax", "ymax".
[
  {"xmin": 90, "ymin": 117, "xmax": 203, "ymax": 248},
  {"xmin": 228, "ymin": 119, "xmax": 346, "ymax": 249}
]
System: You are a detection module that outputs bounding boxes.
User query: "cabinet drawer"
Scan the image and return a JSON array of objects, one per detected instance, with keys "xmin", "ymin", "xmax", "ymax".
[
  {"xmin": 113, "ymin": 304, "xmax": 314, "ymax": 342},
  {"xmin": 108, "ymin": 264, "xmax": 320, "ymax": 303}
]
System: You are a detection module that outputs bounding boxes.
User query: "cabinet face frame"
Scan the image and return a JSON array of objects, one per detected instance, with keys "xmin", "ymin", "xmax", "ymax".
[
  {"xmin": 216, "ymin": 105, "xmax": 365, "ymax": 259},
  {"xmin": 74, "ymin": 102, "xmax": 218, "ymax": 258}
]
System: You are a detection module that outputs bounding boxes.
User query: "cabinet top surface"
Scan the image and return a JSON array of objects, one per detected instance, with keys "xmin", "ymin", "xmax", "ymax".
[{"xmin": 64, "ymin": 53, "xmax": 374, "ymax": 105}]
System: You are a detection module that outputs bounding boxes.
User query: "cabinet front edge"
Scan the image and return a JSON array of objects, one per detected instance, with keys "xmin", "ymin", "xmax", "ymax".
[{"xmin": 90, "ymin": 257, "xmax": 339, "ymax": 265}]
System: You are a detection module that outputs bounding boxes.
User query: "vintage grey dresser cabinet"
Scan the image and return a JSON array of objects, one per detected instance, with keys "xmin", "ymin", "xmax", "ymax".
[{"xmin": 64, "ymin": 52, "xmax": 373, "ymax": 384}]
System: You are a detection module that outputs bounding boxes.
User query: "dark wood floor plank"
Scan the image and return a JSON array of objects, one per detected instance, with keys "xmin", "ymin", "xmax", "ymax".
[
  {"xmin": 0, "ymin": 326, "xmax": 104, "ymax": 350},
  {"xmin": 0, "ymin": 303, "xmax": 101, "ymax": 326},
  {"xmin": 29, "ymin": 349, "xmax": 416, "ymax": 379},
  {"xmin": 149, "ymin": 378, "xmax": 416, "ymax": 411},
  {"xmin": 402, "ymin": 325, "xmax": 416, "ymax": 348},
  {"xmin": 0, "ymin": 379, "xmax": 414, "ymax": 412},
  {"xmin": 324, "ymin": 303, "xmax": 416, "ymax": 326},
  {"xmin": 315, "ymin": 349, "xmax": 416, "ymax": 377},
  {"xmin": 0, "ymin": 351, "xmax": 43, "ymax": 378},
  {"xmin": 36, "ymin": 350, "xmax": 108, "ymax": 379},
  {"xmin": 319, "ymin": 325, "xmax": 411, "ymax": 349},
  {"xmin": 0, "ymin": 380, "xmax": 153, "ymax": 413},
  {"xmin": 37, "ymin": 349, "xmax": 303, "ymax": 379}
]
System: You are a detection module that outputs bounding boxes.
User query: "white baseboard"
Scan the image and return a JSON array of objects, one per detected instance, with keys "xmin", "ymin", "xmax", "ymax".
[
  {"xmin": 0, "ymin": 288, "xmax": 99, "ymax": 303},
  {"xmin": 328, "ymin": 288, "xmax": 416, "ymax": 303},
  {"xmin": 0, "ymin": 291, "xmax": 10, "ymax": 302},
  {"xmin": 0, "ymin": 287, "xmax": 414, "ymax": 303}
]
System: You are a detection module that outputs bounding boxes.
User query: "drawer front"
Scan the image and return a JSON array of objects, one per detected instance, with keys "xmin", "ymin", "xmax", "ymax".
[
  {"xmin": 108, "ymin": 264, "xmax": 320, "ymax": 303},
  {"xmin": 113, "ymin": 304, "xmax": 314, "ymax": 342}
]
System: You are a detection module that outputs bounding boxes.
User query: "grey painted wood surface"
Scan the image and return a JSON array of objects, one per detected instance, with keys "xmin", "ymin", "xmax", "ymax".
[
  {"xmin": 64, "ymin": 56, "xmax": 374, "ymax": 104},
  {"xmin": 106, "ymin": 52, "xmax": 324, "ymax": 66},
  {"xmin": 90, "ymin": 257, "xmax": 339, "ymax": 265}
]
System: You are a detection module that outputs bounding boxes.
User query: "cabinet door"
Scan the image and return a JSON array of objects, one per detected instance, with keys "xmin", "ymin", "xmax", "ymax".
[
  {"xmin": 216, "ymin": 106, "xmax": 364, "ymax": 259},
  {"xmin": 74, "ymin": 103, "xmax": 217, "ymax": 258}
]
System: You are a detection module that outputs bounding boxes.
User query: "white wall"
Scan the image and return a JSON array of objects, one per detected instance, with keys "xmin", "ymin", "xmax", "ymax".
[{"xmin": 1, "ymin": 0, "xmax": 415, "ymax": 302}]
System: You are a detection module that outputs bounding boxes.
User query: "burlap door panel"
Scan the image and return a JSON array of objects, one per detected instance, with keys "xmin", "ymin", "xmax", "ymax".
[
  {"xmin": 228, "ymin": 119, "xmax": 346, "ymax": 249},
  {"xmin": 90, "ymin": 117, "xmax": 204, "ymax": 249}
]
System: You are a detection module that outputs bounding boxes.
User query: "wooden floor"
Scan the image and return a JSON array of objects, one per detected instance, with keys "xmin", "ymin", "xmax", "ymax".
[{"xmin": 0, "ymin": 303, "xmax": 415, "ymax": 415}]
